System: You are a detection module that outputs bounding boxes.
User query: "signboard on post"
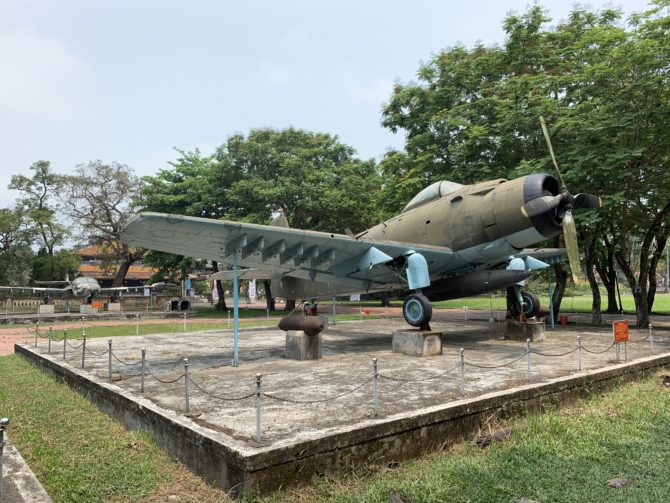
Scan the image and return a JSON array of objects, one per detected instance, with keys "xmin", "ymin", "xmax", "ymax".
[{"xmin": 613, "ymin": 320, "xmax": 629, "ymax": 343}]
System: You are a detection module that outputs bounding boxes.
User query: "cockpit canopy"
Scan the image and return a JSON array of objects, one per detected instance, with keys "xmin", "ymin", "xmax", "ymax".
[{"xmin": 402, "ymin": 180, "xmax": 464, "ymax": 213}]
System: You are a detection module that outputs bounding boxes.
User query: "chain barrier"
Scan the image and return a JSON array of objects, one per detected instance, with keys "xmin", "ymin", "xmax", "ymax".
[
  {"xmin": 379, "ymin": 364, "xmax": 460, "ymax": 383},
  {"xmin": 263, "ymin": 377, "xmax": 373, "ymax": 405},
  {"xmin": 465, "ymin": 353, "xmax": 526, "ymax": 369},
  {"xmin": 187, "ymin": 377, "xmax": 256, "ymax": 402},
  {"xmin": 84, "ymin": 347, "xmax": 110, "ymax": 357},
  {"xmin": 581, "ymin": 342, "xmax": 616, "ymax": 355},
  {"xmin": 144, "ymin": 364, "xmax": 185, "ymax": 384},
  {"xmin": 110, "ymin": 351, "xmax": 142, "ymax": 366},
  {"xmin": 65, "ymin": 339, "xmax": 84, "ymax": 350},
  {"xmin": 531, "ymin": 347, "xmax": 579, "ymax": 357}
]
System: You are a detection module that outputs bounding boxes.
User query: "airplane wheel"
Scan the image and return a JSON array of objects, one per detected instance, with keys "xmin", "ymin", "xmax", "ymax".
[
  {"xmin": 403, "ymin": 293, "xmax": 433, "ymax": 327},
  {"xmin": 510, "ymin": 291, "xmax": 540, "ymax": 318}
]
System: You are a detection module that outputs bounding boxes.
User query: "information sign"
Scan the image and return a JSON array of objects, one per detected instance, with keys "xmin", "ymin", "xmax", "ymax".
[{"xmin": 613, "ymin": 320, "xmax": 629, "ymax": 343}]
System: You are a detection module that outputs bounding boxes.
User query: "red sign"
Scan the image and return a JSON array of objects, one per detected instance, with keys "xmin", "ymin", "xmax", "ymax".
[{"xmin": 613, "ymin": 320, "xmax": 629, "ymax": 343}]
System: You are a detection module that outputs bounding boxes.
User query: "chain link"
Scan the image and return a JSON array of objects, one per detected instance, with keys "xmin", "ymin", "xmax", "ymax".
[
  {"xmin": 145, "ymin": 365, "xmax": 185, "ymax": 384},
  {"xmin": 85, "ymin": 348, "xmax": 110, "ymax": 357},
  {"xmin": 65, "ymin": 340, "xmax": 84, "ymax": 349},
  {"xmin": 531, "ymin": 347, "xmax": 579, "ymax": 357},
  {"xmin": 581, "ymin": 342, "xmax": 615, "ymax": 354},
  {"xmin": 465, "ymin": 353, "xmax": 525, "ymax": 369},
  {"xmin": 187, "ymin": 377, "xmax": 255, "ymax": 401},
  {"xmin": 379, "ymin": 364, "xmax": 460, "ymax": 383},
  {"xmin": 263, "ymin": 376, "xmax": 373, "ymax": 404},
  {"xmin": 110, "ymin": 351, "xmax": 142, "ymax": 366}
]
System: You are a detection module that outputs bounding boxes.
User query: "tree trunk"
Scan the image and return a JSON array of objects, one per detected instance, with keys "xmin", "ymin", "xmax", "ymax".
[
  {"xmin": 646, "ymin": 232, "xmax": 668, "ymax": 314},
  {"xmin": 284, "ymin": 299, "xmax": 296, "ymax": 311},
  {"xmin": 210, "ymin": 262, "xmax": 227, "ymax": 311},
  {"xmin": 585, "ymin": 237, "xmax": 602, "ymax": 326},
  {"xmin": 551, "ymin": 264, "xmax": 568, "ymax": 323},
  {"xmin": 113, "ymin": 258, "xmax": 132, "ymax": 287},
  {"xmin": 595, "ymin": 237, "xmax": 619, "ymax": 314},
  {"xmin": 263, "ymin": 280, "xmax": 275, "ymax": 311}
]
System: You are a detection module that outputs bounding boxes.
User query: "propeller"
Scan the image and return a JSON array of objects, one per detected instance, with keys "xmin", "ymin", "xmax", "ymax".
[{"xmin": 521, "ymin": 117, "xmax": 603, "ymax": 283}]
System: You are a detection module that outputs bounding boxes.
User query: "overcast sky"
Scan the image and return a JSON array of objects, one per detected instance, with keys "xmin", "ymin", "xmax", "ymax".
[{"xmin": 0, "ymin": 0, "xmax": 654, "ymax": 207}]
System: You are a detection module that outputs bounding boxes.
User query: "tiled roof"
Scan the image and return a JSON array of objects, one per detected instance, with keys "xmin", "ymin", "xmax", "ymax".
[{"xmin": 78, "ymin": 264, "xmax": 156, "ymax": 280}]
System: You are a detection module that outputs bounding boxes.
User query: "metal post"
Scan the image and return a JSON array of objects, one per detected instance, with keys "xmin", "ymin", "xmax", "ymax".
[
  {"xmin": 459, "ymin": 348, "xmax": 465, "ymax": 397},
  {"xmin": 107, "ymin": 339, "xmax": 112, "ymax": 379},
  {"xmin": 34, "ymin": 322, "xmax": 39, "ymax": 347},
  {"xmin": 577, "ymin": 336, "xmax": 582, "ymax": 371},
  {"xmin": 183, "ymin": 311, "xmax": 187, "ymax": 332},
  {"xmin": 650, "ymin": 323, "xmax": 654, "ymax": 354},
  {"xmin": 227, "ymin": 310, "xmax": 230, "ymax": 328},
  {"xmin": 372, "ymin": 358, "xmax": 379, "ymax": 417},
  {"xmin": 547, "ymin": 270, "xmax": 555, "ymax": 330},
  {"xmin": 266, "ymin": 308, "xmax": 269, "ymax": 319},
  {"xmin": 464, "ymin": 306, "xmax": 468, "ymax": 321},
  {"xmin": 232, "ymin": 253, "xmax": 240, "ymax": 367},
  {"xmin": 48, "ymin": 326, "xmax": 53, "ymax": 354},
  {"xmin": 0, "ymin": 417, "xmax": 10, "ymax": 503},
  {"xmin": 255, "ymin": 373, "xmax": 262, "ymax": 442},
  {"xmin": 63, "ymin": 329, "xmax": 67, "ymax": 360},
  {"xmin": 624, "ymin": 341, "xmax": 628, "ymax": 361},
  {"xmin": 140, "ymin": 349, "xmax": 146, "ymax": 393},
  {"xmin": 332, "ymin": 296, "xmax": 337, "ymax": 326},
  {"xmin": 526, "ymin": 339, "xmax": 531, "ymax": 382},
  {"xmin": 184, "ymin": 358, "xmax": 190, "ymax": 413},
  {"xmin": 81, "ymin": 316, "xmax": 85, "ymax": 336},
  {"xmin": 81, "ymin": 333, "xmax": 86, "ymax": 368},
  {"xmin": 616, "ymin": 342, "xmax": 620, "ymax": 362},
  {"xmin": 360, "ymin": 305, "xmax": 363, "ymax": 320}
]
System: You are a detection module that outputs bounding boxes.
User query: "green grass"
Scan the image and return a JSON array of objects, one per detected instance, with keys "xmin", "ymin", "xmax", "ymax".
[
  {"xmin": 343, "ymin": 292, "xmax": 670, "ymax": 315},
  {"xmin": 0, "ymin": 354, "xmax": 228, "ymax": 502},
  {"xmin": 1, "ymin": 353, "xmax": 669, "ymax": 502},
  {"xmin": 253, "ymin": 369, "xmax": 670, "ymax": 503}
]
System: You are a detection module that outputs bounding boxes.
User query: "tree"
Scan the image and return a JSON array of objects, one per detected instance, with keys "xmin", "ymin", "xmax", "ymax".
[
  {"xmin": 0, "ymin": 206, "xmax": 34, "ymax": 285},
  {"xmin": 61, "ymin": 161, "xmax": 145, "ymax": 287},
  {"xmin": 380, "ymin": 2, "xmax": 670, "ymax": 327},
  {"xmin": 142, "ymin": 129, "xmax": 383, "ymax": 310},
  {"xmin": 9, "ymin": 160, "xmax": 68, "ymax": 256}
]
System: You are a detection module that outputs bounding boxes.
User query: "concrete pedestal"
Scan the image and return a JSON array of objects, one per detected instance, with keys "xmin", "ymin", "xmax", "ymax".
[
  {"xmin": 285, "ymin": 330, "xmax": 323, "ymax": 360},
  {"xmin": 392, "ymin": 330, "xmax": 443, "ymax": 357},
  {"xmin": 504, "ymin": 320, "xmax": 546, "ymax": 342},
  {"xmin": 105, "ymin": 302, "xmax": 121, "ymax": 312},
  {"xmin": 38, "ymin": 304, "xmax": 54, "ymax": 314}
]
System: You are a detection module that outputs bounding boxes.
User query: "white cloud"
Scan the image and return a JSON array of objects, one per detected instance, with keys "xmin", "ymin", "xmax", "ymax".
[{"xmin": 0, "ymin": 29, "xmax": 88, "ymax": 122}]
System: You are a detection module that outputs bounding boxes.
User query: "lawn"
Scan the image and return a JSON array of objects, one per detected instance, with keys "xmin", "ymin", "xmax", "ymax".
[{"xmin": 1, "ymin": 352, "xmax": 668, "ymax": 502}]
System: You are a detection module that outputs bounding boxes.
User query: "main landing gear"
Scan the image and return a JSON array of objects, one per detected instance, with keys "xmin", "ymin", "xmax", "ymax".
[
  {"xmin": 507, "ymin": 288, "xmax": 541, "ymax": 319},
  {"xmin": 402, "ymin": 293, "xmax": 433, "ymax": 331}
]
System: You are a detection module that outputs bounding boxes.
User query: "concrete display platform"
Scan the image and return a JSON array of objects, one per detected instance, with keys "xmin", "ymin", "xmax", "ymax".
[{"xmin": 14, "ymin": 318, "xmax": 670, "ymax": 497}]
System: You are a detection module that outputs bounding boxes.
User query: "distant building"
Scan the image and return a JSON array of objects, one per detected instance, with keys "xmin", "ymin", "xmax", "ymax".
[{"xmin": 76, "ymin": 244, "xmax": 157, "ymax": 288}]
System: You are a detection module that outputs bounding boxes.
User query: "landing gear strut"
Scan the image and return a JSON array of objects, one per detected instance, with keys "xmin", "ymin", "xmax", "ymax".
[
  {"xmin": 402, "ymin": 293, "xmax": 432, "ymax": 331},
  {"xmin": 507, "ymin": 288, "xmax": 540, "ymax": 319}
]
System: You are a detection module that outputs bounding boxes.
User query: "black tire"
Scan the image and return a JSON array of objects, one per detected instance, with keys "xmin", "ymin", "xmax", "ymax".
[
  {"xmin": 402, "ymin": 293, "xmax": 433, "ymax": 327},
  {"xmin": 510, "ymin": 291, "xmax": 541, "ymax": 318}
]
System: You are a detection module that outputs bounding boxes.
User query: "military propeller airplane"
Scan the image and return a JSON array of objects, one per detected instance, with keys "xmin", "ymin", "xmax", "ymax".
[
  {"xmin": 0, "ymin": 274, "xmax": 167, "ymax": 304},
  {"xmin": 121, "ymin": 156, "xmax": 600, "ymax": 329}
]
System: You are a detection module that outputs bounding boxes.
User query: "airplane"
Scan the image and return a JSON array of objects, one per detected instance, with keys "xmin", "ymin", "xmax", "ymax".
[
  {"xmin": 0, "ymin": 274, "xmax": 168, "ymax": 304},
  {"xmin": 120, "ymin": 168, "xmax": 600, "ymax": 329}
]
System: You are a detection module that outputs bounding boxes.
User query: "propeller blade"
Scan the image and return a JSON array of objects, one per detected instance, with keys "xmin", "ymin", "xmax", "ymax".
[
  {"xmin": 562, "ymin": 211, "xmax": 581, "ymax": 284},
  {"xmin": 539, "ymin": 116, "xmax": 566, "ymax": 187},
  {"xmin": 521, "ymin": 194, "xmax": 564, "ymax": 218},
  {"xmin": 574, "ymin": 193, "xmax": 602, "ymax": 209}
]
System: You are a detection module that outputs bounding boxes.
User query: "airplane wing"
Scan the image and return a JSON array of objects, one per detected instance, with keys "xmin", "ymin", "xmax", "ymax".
[
  {"xmin": 209, "ymin": 269, "xmax": 276, "ymax": 281},
  {"xmin": 0, "ymin": 286, "xmax": 67, "ymax": 294},
  {"xmin": 121, "ymin": 212, "xmax": 456, "ymax": 291}
]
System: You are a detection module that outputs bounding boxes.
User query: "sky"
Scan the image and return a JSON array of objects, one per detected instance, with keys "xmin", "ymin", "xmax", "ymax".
[{"xmin": 0, "ymin": 0, "xmax": 655, "ymax": 207}]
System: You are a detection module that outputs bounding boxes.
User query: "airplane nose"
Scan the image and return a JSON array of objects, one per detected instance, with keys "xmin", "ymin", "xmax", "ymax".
[{"xmin": 521, "ymin": 173, "xmax": 564, "ymax": 238}]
